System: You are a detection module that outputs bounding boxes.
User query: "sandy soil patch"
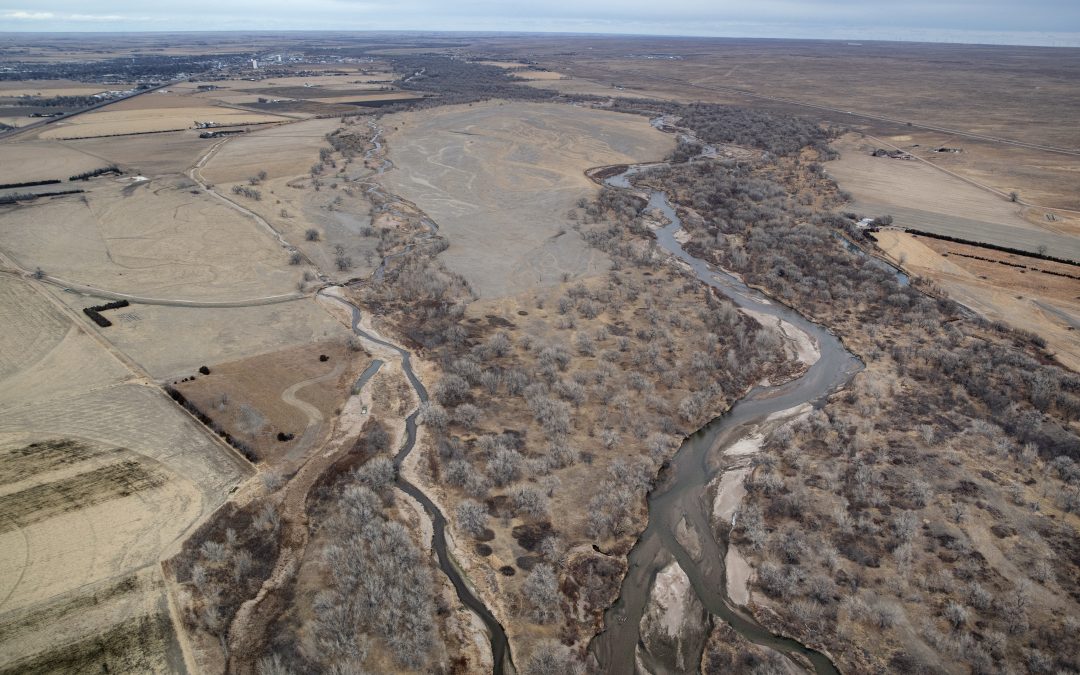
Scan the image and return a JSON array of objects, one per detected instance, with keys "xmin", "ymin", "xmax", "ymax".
[
  {"xmin": 381, "ymin": 101, "xmax": 674, "ymax": 297},
  {"xmin": 0, "ymin": 177, "xmax": 299, "ymax": 301},
  {"xmin": 743, "ymin": 309, "xmax": 820, "ymax": 367},
  {"xmin": 725, "ymin": 544, "xmax": 753, "ymax": 606}
]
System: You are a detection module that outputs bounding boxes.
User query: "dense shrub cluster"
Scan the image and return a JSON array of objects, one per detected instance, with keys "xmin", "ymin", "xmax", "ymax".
[
  {"xmin": 0, "ymin": 179, "xmax": 61, "ymax": 190},
  {"xmin": 70, "ymin": 166, "xmax": 120, "ymax": 181},
  {"xmin": 82, "ymin": 299, "xmax": 129, "ymax": 327}
]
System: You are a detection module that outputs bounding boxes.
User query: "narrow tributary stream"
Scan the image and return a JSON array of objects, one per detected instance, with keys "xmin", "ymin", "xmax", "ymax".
[
  {"xmin": 321, "ymin": 292, "xmax": 513, "ymax": 675},
  {"xmin": 588, "ymin": 166, "xmax": 863, "ymax": 673}
]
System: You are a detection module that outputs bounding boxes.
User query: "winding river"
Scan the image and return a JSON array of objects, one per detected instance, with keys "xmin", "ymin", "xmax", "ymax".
[
  {"xmin": 588, "ymin": 166, "xmax": 863, "ymax": 673},
  {"xmin": 321, "ymin": 292, "xmax": 513, "ymax": 675},
  {"xmin": 349, "ymin": 118, "xmax": 859, "ymax": 674}
]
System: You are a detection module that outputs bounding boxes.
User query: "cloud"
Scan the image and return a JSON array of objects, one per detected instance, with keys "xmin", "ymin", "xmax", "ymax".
[
  {"xmin": 0, "ymin": 0, "xmax": 1076, "ymax": 44},
  {"xmin": 2, "ymin": 8, "xmax": 149, "ymax": 22}
]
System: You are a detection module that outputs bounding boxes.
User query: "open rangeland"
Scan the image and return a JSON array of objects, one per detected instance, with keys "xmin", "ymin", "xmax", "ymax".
[
  {"xmin": 0, "ymin": 80, "xmax": 135, "ymax": 98},
  {"xmin": 80, "ymin": 297, "xmax": 352, "ymax": 380},
  {"xmin": 380, "ymin": 101, "xmax": 675, "ymax": 297},
  {"xmin": 172, "ymin": 339, "xmax": 370, "ymax": 465},
  {"xmin": 828, "ymin": 135, "xmax": 1080, "ymax": 261},
  {"xmin": 0, "ymin": 275, "xmax": 251, "ymax": 673},
  {"xmin": 0, "ymin": 141, "xmax": 111, "ymax": 185},
  {"xmin": 197, "ymin": 117, "xmax": 383, "ymax": 281},
  {"xmin": 0, "ymin": 176, "xmax": 303, "ymax": 301},
  {"xmin": 61, "ymin": 130, "xmax": 219, "ymax": 178}
]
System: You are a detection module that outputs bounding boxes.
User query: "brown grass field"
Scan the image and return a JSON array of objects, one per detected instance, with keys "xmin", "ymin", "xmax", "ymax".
[
  {"xmin": 827, "ymin": 135, "xmax": 1080, "ymax": 261},
  {"xmin": 0, "ymin": 177, "xmax": 301, "ymax": 301},
  {"xmin": 173, "ymin": 340, "xmax": 368, "ymax": 465}
]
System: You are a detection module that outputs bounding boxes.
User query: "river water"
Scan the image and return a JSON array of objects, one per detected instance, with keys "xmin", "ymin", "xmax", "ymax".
[
  {"xmin": 322, "ymin": 292, "xmax": 513, "ymax": 674},
  {"xmin": 588, "ymin": 166, "xmax": 863, "ymax": 673}
]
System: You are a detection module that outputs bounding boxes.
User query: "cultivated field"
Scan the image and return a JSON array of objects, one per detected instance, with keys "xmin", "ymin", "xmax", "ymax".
[
  {"xmin": 0, "ymin": 275, "xmax": 250, "ymax": 672},
  {"xmin": 0, "ymin": 177, "xmax": 301, "ymax": 301},
  {"xmin": 380, "ymin": 101, "xmax": 674, "ymax": 297}
]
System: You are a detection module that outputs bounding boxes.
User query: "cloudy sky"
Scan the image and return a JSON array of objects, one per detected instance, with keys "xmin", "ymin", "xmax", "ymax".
[{"xmin": 1, "ymin": 0, "xmax": 1079, "ymax": 46}]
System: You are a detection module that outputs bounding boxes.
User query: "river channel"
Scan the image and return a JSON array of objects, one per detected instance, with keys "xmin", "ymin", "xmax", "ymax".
[{"xmin": 588, "ymin": 165, "xmax": 863, "ymax": 673}]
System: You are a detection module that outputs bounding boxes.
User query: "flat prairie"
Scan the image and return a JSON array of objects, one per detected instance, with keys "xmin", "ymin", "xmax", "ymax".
[
  {"xmin": 381, "ymin": 101, "xmax": 674, "ymax": 297},
  {"xmin": 0, "ymin": 80, "xmax": 134, "ymax": 98},
  {"xmin": 0, "ymin": 177, "xmax": 299, "ymax": 301},
  {"xmin": 95, "ymin": 298, "xmax": 351, "ymax": 380},
  {"xmin": 828, "ymin": 135, "xmax": 1080, "ymax": 261},
  {"xmin": 35, "ymin": 93, "xmax": 291, "ymax": 140},
  {"xmin": 0, "ymin": 141, "xmax": 109, "ymax": 184},
  {"xmin": 62, "ymin": 130, "xmax": 214, "ymax": 177}
]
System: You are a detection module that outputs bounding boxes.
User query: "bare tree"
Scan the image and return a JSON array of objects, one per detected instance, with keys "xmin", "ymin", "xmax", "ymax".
[
  {"xmin": 522, "ymin": 563, "xmax": 561, "ymax": 624},
  {"xmin": 456, "ymin": 499, "xmax": 489, "ymax": 537}
]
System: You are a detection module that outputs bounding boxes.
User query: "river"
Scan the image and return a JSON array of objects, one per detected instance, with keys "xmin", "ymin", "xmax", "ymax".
[
  {"xmin": 321, "ymin": 292, "xmax": 513, "ymax": 674},
  {"xmin": 588, "ymin": 165, "xmax": 863, "ymax": 673}
]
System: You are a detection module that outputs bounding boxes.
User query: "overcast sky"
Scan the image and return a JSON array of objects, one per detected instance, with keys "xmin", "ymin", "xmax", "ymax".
[{"xmin": 2, "ymin": 1, "xmax": 1079, "ymax": 46}]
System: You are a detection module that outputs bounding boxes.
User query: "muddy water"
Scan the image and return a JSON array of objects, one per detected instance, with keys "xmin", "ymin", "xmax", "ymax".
[
  {"xmin": 322, "ymin": 293, "xmax": 513, "ymax": 675},
  {"xmin": 588, "ymin": 167, "xmax": 862, "ymax": 673}
]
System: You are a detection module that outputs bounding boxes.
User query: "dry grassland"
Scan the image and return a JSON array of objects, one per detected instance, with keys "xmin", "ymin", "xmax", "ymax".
[
  {"xmin": 62, "ymin": 130, "xmax": 214, "ymax": 177},
  {"xmin": 0, "ymin": 80, "xmax": 133, "ymax": 98},
  {"xmin": 521, "ymin": 76, "xmax": 687, "ymax": 101},
  {"xmin": 0, "ymin": 141, "xmax": 108, "ymax": 185},
  {"xmin": 0, "ymin": 177, "xmax": 300, "ymax": 301},
  {"xmin": 511, "ymin": 70, "xmax": 566, "ymax": 81},
  {"xmin": 198, "ymin": 118, "xmax": 383, "ymax": 281},
  {"xmin": 828, "ymin": 135, "xmax": 1080, "ymax": 261},
  {"xmin": 0, "ymin": 276, "xmax": 250, "ymax": 672},
  {"xmin": 307, "ymin": 92, "xmax": 425, "ymax": 105},
  {"xmin": 174, "ymin": 340, "xmax": 367, "ymax": 464},
  {"xmin": 87, "ymin": 298, "xmax": 351, "ymax": 379},
  {"xmin": 381, "ymin": 101, "xmax": 674, "ymax": 297},
  {"xmin": 874, "ymin": 230, "xmax": 1080, "ymax": 371}
]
